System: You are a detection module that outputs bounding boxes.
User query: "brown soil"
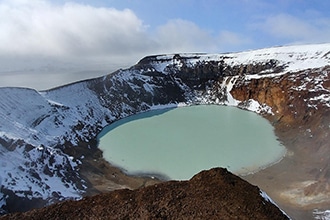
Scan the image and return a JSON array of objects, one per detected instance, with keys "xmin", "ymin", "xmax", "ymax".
[
  {"xmin": 80, "ymin": 156, "xmax": 161, "ymax": 194},
  {"xmin": 1, "ymin": 168, "xmax": 289, "ymax": 220},
  {"xmin": 243, "ymin": 118, "xmax": 330, "ymax": 220},
  {"xmin": 230, "ymin": 68, "xmax": 330, "ymax": 219}
]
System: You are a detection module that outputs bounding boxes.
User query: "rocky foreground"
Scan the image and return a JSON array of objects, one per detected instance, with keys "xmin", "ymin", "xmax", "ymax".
[{"xmin": 1, "ymin": 168, "xmax": 289, "ymax": 220}]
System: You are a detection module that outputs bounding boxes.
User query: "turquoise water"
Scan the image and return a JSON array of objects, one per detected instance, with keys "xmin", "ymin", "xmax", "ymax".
[{"xmin": 98, "ymin": 105, "xmax": 286, "ymax": 180}]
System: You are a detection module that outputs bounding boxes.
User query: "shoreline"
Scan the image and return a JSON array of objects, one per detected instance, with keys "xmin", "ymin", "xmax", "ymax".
[
  {"xmin": 242, "ymin": 129, "xmax": 330, "ymax": 219},
  {"xmin": 98, "ymin": 104, "xmax": 287, "ymax": 181},
  {"xmin": 85, "ymin": 124, "xmax": 329, "ymax": 220},
  {"xmin": 84, "ymin": 103, "xmax": 330, "ymax": 220}
]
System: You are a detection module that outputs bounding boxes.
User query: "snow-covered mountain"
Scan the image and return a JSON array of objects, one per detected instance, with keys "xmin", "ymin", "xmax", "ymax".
[{"xmin": 0, "ymin": 43, "xmax": 329, "ymax": 216}]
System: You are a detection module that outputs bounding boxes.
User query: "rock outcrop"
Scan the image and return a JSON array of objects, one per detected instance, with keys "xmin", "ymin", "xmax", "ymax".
[{"xmin": 1, "ymin": 168, "xmax": 289, "ymax": 220}]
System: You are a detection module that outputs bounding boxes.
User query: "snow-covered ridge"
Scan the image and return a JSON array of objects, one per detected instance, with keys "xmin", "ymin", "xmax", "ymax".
[
  {"xmin": 141, "ymin": 43, "xmax": 330, "ymax": 73},
  {"xmin": 0, "ymin": 43, "xmax": 329, "ymax": 214}
]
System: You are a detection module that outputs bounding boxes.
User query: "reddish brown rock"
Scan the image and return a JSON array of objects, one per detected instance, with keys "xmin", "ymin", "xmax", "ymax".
[
  {"xmin": 1, "ymin": 168, "xmax": 288, "ymax": 220},
  {"xmin": 230, "ymin": 67, "xmax": 330, "ymax": 215}
]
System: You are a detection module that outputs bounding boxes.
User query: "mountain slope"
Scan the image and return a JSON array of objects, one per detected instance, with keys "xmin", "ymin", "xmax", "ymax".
[
  {"xmin": 0, "ymin": 43, "xmax": 329, "ymax": 217},
  {"xmin": 1, "ymin": 168, "xmax": 289, "ymax": 220}
]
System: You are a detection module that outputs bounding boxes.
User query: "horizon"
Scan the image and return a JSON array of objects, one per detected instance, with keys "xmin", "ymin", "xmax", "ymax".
[{"xmin": 1, "ymin": 0, "xmax": 330, "ymax": 90}]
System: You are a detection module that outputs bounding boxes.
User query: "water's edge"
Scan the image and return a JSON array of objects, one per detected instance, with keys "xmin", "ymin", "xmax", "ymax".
[{"xmin": 98, "ymin": 105, "xmax": 287, "ymax": 180}]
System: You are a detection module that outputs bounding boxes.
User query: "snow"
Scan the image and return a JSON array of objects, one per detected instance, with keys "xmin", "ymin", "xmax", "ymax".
[
  {"xmin": 143, "ymin": 83, "xmax": 154, "ymax": 93},
  {"xmin": 0, "ymin": 176, "xmax": 5, "ymax": 211},
  {"xmin": 314, "ymin": 209, "xmax": 330, "ymax": 220},
  {"xmin": 216, "ymin": 76, "xmax": 274, "ymax": 114},
  {"xmin": 149, "ymin": 103, "xmax": 186, "ymax": 110},
  {"xmin": 310, "ymin": 94, "xmax": 330, "ymax": 107},
  {"xmin": 0, "ymin": 144, "xmax": 83, "ymax": 200},
  {"xmin": 243, "ymin": 99, "xmax": 274, "ymax": 115},
  {"xmin": 222, "ymin": 76, "xmax": 240, "ymax": 106},
  {"xmin": 244, "ymin": 71, "xmax": 286, "ymax": 80},
  {"xmin": 225, "ymin": 43, "xmax": 329, "ymax": 72},
  {"xmin": 150, "ymin": 43, "xmax": 330, "ymax": 74},
  {"xmin": 0, "ymin": 82, "xmax": 106, "ymax": 203},
  {"xmin": 146, "ymin": 43, "xmax": 330, "ymax": 112},
  {"xmin": 149, "ymin": 59, "xmax": 169, "ymax": 73},
  {"xmin": 260, "ymin": 190, "xmax": 291, "ymax": 219}
]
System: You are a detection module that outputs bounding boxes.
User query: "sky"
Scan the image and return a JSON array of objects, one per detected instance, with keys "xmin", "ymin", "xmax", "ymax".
[{"xmin": 1, "ymin": 0, "xmax": 330, "ymax": 90}]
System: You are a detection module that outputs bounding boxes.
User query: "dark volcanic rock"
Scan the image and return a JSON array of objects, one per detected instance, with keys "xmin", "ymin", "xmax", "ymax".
[{"xmin": 1, "ymin": 168, "xmax": 289, "ymax": 220}]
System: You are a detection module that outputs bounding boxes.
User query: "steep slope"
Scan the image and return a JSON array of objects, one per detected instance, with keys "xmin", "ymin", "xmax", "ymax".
[
  {"xmin": 1, "ymin": 168, "xmax": 289, "ymax": 220},
  {"xmin": 0, "ymin": 43, "xmax": 329, "ymax": 217}
]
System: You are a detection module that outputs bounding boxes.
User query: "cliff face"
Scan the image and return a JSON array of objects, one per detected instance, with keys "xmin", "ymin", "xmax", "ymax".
[
  {"xmin": 227, "ymin": 66, "xmax": 329, "ymax": 145},
  {"xmin": 231, "ymin": 67, "xmax": 330, "ymax": 212},
  {"xmin": 230, "ymin": 66, "xmax": 330, "ymax": 174},
  {"xmin": 0, "ymin": 44, "xmax": 329, "ymax": 217},
  {"xmin": 1, "ymin": 168, "xmax": 289, "ymax": 220}
]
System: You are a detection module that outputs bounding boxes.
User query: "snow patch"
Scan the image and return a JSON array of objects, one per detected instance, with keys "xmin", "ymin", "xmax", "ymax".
[
  {"xmin": 0, "ymin": 176, "xmax": 5, "ymax": 213},
  {"xmin": 148, "ymin": 43, "xmax": 330, "ymax": 75},
  {"xmin": 0, "ymin": 144, "xmax": 83, "ymax": 201},
  {"xmin": 149, "ymin": 102, "xmax": 187, "ymax": 110},
  {"xmin": 314, "ymin": 209, "xmax": 330, "ymax": 220},
  {"xmin": 222, "ymin": 76, "xmax": 240, "ymax": 106},
  {"xmin": 260, "ymin": 190, "xmax": 291, "ymax": 219},
  {"xmin": 310, "ymin": 94, "xmax": 330, "ymax": 107},
  {"xmin": 241, "ymin": 99, "xmax": 274, "ymax": 115}
]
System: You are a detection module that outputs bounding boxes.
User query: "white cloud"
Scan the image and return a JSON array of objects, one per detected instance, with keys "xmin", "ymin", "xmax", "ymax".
[
  {"xmin": 0, "ymin": 0, "xmax": 250, "ymax": 89},
  {"xmin": 0, "ymin": 0, "xmax": 155, "ymax": 89},
  {"xmin": 153, "ymin": 19, "xmax": 217, "ymax": 53},
  {"xmin": 0, "ymin": 0, "xmax": 250, "ymax": 61},
  {"xmin": 256, "ymin": 13, "xmax": 330, "ymax": 44},
  {"xmin": 217, "ymin": 31, "xmax": 251, "ymax": 48},
  {"xmin": 0, "ymin": 0, "xmax": 150, "ymax": 58},
  {"xmin": 153, "ymin": 19, "xmax": 251, "ymax": 54}
]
